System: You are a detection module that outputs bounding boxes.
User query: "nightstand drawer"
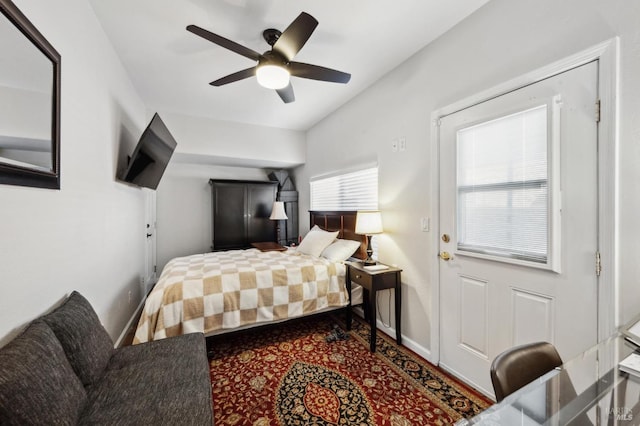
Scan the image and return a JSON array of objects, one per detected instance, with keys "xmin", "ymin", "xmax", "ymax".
[{"xmin": 349, "ymin": 269, "xmax": 372, "ymax": 288}]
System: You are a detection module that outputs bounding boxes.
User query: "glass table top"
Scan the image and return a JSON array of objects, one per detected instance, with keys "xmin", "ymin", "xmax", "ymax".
[{"xmin": 458, "ymin": 335, "xmax": 640, "ymax": 425}]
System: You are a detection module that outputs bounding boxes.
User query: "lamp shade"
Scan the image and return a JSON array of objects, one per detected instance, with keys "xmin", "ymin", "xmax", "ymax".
[
  {"xmin": 256, "ymin": 65, "xmax": 290, "ymax": 90},
  {"xmin": 269, "ymin": 201, "xmax": 288, "ymax": 220},
  {"xmin": 355, "ymin": 211, "xmax": 383, "ymax": 235}
]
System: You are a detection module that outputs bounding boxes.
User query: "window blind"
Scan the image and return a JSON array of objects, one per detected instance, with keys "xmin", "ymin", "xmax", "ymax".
[
  {"xmin": 456, "ymin": 105, "xmax": 549, "ymax": 263},
  {"xmin": 310, "ymin": 166, "xmax": 378, "ymax": 211}
]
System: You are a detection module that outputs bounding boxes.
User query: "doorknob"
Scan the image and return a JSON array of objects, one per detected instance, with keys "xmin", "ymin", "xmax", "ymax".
[{"xmin": 438, "ymin": 251, "xmax": 452, "ymax": 261}]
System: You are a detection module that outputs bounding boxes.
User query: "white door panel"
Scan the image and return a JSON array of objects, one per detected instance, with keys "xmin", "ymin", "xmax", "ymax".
[
  {"xmin": 144, "ymin": 189, "xmax": 157, "ymax": 293},
  {"xmin": 459, "ymin": 275, "xmax": 489, "ymax": 357},
  {"xmin": 510, "ymin": 288, "xmax": 554, "ymax": 346},
  {"xmin": 438, "ymin": 61, "xmax": 599, "ymax": 395}
]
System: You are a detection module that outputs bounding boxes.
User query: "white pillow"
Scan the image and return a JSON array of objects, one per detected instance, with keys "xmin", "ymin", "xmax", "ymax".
[
  {"xmin": 296, "ymin": 226, "xmax": 339, "ymax": 257},
  {"xmin": 321, "ymin": 239, "xmax": 362, "ymax": 262}
]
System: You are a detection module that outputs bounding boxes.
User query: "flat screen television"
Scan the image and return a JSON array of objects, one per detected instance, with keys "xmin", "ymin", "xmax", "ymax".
[{"xmin": 119, "ymin": 113, "xmax": 177, "ymax": 190}]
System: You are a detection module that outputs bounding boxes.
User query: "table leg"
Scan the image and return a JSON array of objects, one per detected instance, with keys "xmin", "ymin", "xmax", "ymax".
[
  {"xmin": 395, "ymin": 272, "xmax": 402, "ymax": 345},
  {"xmin": 345, "ymin": 268, "xmax": 352, "ymax": 331},
  {"xmin": 369, "ymin": 287, "xmax": 377, "ymax": 352},
  {"xmin": 361, "ymin": 289, "xmax": 370, "ymax": 321}
]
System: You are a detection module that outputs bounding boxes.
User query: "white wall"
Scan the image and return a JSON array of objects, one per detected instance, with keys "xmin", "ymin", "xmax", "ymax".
[
  {"xmin": 152, "ymin": 112, "xmax": 305, "ymax": 272},
  {"xmin": 155, "ymin": 162, "xmax": 277, "ymax": 271},
  {"xmin": 158, "ymin": 111, "xmax": 306, "ymax": 168},
  {"xmin": 0, "ymin": 0, "xmax": 149, "ymax": 345},
  {"xmin": 295, "ymin": 0, "xmax": 640, "ymax": 356}
]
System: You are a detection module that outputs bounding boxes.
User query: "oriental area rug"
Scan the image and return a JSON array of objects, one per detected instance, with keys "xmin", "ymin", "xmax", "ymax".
[{"xmin": 207, "ymin": 314, "xmax": 491, "ymax": 425}]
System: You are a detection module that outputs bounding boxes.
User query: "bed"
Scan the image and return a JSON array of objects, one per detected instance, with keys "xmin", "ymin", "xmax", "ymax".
[{"xmin": 133, "ymin": 211, "xmax": 366, "ymax": 344}]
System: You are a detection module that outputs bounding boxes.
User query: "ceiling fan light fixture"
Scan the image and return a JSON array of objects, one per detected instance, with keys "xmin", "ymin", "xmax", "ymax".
[
  {"xmin": 187, "ymin": 12, "xmax": 350, "ymax": 103},
  {"xmin": 256, "ymin": 64, "xmax": 290, "ymax": 89}
]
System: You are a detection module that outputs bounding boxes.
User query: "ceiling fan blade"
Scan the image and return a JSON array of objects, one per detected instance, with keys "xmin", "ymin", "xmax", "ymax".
[
  {"xmin": 210, "ymin": 67, "xmax": 256, "ymax": 86},
  {"xmin": 288, "ymin": 62, "xmax": 351, "ymax": 84},
  {"xmin": 276, "ymin": 83, "xmax": 295, "ymax": 103},
  {"xmin": 272, "ymin": 12, "xmax": 318, "ymax": 61},
  {"xmin": 187, "ymin": 25, "xmax": 261, "ymax": 62}
]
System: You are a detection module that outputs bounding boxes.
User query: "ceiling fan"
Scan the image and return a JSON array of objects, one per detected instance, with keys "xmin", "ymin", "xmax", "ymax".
[{"xmin": 186, "ymin": 12, "xmax": 351, "ymax": 103}]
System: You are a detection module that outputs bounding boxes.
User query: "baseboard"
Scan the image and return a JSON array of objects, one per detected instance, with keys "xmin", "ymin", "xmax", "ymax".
[
  {"xmin": 352, "ymin": 307, "xmax": 433, "ymax": 362},
  {"xmin": 438, "ymin": 361, "xmax": 494, "ymax": 399},
  {"xmin": 114, "ymin": 296, "xmax": 147, "ymax": 348}
]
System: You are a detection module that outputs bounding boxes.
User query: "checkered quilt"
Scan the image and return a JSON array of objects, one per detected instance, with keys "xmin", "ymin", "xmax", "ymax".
[{"xmin": 133, "ymin": 249, "xmax": 349, "ymax": 343}]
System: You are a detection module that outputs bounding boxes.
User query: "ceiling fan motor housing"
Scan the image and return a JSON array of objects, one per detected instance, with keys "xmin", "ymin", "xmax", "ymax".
[
  {"xmin": 259, "ymin": 50, "xmax": 287, "ymax": 67},
  {"xmin": 262, "ymin": 29, "xmax": 282, "ymax": 46}
]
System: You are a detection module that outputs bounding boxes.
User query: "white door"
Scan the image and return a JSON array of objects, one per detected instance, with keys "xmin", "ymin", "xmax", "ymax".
[
  {"xmin": 144, "ymin": 189, "xmax": 157, "ymax": 293},
  {"xmin": 438, "ymin": 61, "xmax": 599, "ymax": 396}
]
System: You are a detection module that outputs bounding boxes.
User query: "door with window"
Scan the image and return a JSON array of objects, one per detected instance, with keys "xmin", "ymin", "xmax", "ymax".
[
  {"xmin": 438, "ymin": 61, "xmax": 599, "ymax": 395},
  {"xmin": 144, "ymin": 189, "xmax": 157, "ymax": 293}
]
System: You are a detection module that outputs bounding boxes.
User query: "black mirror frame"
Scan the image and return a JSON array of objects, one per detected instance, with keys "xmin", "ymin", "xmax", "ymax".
[{"xmin": 0, "ymin": 0, "xmax": 60, "ymax": 189}]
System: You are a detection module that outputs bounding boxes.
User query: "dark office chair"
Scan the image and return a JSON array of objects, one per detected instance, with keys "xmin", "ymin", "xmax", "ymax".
[{"xmin": 490, "ymin": 341, "xmax": 563, "ymax": 402}]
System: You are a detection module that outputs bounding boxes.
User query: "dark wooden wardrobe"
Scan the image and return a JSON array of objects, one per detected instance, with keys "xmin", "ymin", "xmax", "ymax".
[{"xmin": 209, "ymin": 179, "xmax": 277, "ymax": 251}]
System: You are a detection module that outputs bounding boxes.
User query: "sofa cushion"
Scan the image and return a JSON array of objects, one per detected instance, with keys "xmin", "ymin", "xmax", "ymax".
[
  {"xmin": 107, "ymin": 332, "xmax": 207, "ymax": 370},
  {"xmin": 80, "ymin": 333, "xmax": 213, "ymax": 425},
  {"xmin": 42, "ymin": 291, "xmax": 114, "ymax": 385},
  {"xmin": 0, "ymin": 321, "xmax": 87, "ymax": 425}
]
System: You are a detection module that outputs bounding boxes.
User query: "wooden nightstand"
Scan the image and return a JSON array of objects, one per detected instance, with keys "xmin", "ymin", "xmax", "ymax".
[
  {"xmin": 251, "ymin": 242, "xmax": 287, "ymax": 252},
  {"xmin": 346, "ymin": 261, "xmax": 402, "ymax": 352}
]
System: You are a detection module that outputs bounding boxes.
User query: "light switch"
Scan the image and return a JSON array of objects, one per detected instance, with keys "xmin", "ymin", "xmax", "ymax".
[{"xmin": 421, "ymin": 217, "xmax": 429, "ymax": 232}]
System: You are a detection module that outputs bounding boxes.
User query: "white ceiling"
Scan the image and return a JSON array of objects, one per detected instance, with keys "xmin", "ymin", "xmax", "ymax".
[{"xmin": 89, "ymin": 0, "xmax": 489, "ymax": 131}]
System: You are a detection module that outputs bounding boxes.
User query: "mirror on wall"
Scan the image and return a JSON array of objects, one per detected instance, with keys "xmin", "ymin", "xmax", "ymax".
[{"xmin": 0, "ymin": 0, "xmax": 60, "ymax": 189}]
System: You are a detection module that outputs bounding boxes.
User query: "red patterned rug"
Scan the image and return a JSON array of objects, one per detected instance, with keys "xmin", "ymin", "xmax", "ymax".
[{"xmin": 207, "ymin": 314, "xmax": 491, "ymax": 425}]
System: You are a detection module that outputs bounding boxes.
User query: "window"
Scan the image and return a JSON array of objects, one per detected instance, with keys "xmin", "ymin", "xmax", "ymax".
[
  {"xmin": 310, "ymin": 165, "xmax": 379, "ymax": 258},
  {"xmin": 310, "ymin": 166, "xmax": 378, "ymax": 211},
  {"xmin": 456, "ymin": 104, "xmax": 554, "ymax": 265}
]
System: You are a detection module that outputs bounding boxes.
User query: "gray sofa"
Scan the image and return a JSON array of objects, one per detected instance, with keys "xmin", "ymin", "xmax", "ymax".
[{"xmin": 0, "ymin": 291, "xmax": 213, "ymax": 425}]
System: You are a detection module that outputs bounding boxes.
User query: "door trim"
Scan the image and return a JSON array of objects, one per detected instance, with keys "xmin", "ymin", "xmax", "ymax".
[{"xmin": 429, "ymin": 38, "xmax": 619, "ymax": 366}]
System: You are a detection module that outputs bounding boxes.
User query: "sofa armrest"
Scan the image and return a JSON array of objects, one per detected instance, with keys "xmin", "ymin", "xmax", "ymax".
[{"xmin": 0, "ymin": 322, "xmax": 87, "ymax": 425}]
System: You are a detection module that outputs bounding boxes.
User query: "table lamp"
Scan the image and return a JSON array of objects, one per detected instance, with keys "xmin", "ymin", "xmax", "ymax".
[
  {"xmin": 355, "ymin": 210, "xmax": 383, "ymax": 266},
  {"xmin": 269, "ymin": 201, "xmax": 288, "ymax": 244}
]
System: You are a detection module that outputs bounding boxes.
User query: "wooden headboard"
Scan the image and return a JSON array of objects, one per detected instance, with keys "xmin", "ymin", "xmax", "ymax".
[{"xmin": 309, "ymin": 210, "xmax": 366, "ymax": 260}]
